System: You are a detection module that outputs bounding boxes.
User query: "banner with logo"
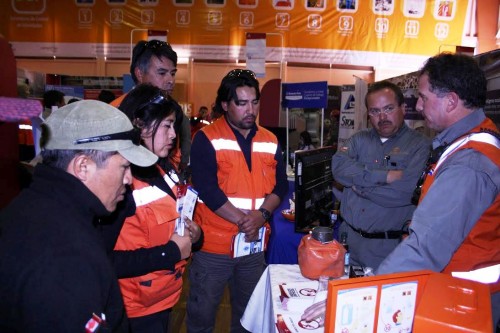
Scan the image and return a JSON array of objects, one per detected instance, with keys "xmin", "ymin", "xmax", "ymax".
[
  {"xmin": 282, "ymin": 81, "xmax": 328, "ymax": 109},
  {"xmin": 338, "ymin": 84, "xmax": 356, "ymax": 147},
  {"xmin": 1, "ymin": 0, "xmax": 472, "ymax": 68}
]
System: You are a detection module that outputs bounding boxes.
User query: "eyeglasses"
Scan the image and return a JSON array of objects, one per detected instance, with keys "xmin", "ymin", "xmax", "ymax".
[
  {"xmin": 144, "ymin": 40, "xmax": 170, "ymax": 49},
  {"xmin": 226, "ymin": 69, "xmax": 256, "ymax": 79},
  {"xmin": 136, "ymin": 93, "xmax": 166, "ymax": 112},
  {"xmin": 134, "ymin": 40, "xmax": 172, "ymax": 64},
  {"xmin": 74, "ymin": 128, "xmax": 141, "ymax": 146},
  {"xmin": 368, "ymin": 105, "xmax": 397, "ymax": 116},
  {"xmin": 411, "ymin": 143, "xmax": 448, "ymax": 205}
]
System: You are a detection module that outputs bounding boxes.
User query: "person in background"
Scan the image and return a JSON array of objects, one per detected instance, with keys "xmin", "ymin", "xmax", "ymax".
[
  {"xmin": 98, "ymin": 89, "xmax": 116, "ymax": 104},
  {"xmin": 187, "ymin": 69, "xmax": 288, "ymax": 332},
  {"xmin": 190, "ymin": 106, "xmax": 210, "ymax": 139},
  {"xmin": 302, "ymin": 53, "xmax": 500, "ymax": 332},
  {"xmin": 67, "ymin": 97, "xmax": 81, "ymax": 104},
  {"xmin": 31, "ymin": 90, "xmax": 65, "ymax": 156},
  {"xmin": 111, "ymin": 83, "xmax": 202, "ymax": 333},
  {"xmin": 331, "ymin": 80, "xmax": 430, "ymax": 270},
  {"xmin": 0, "ymin": 100, "xmax": 158, "ymax": 332},
  {"xmin": 111, "ymin": 40, "xmax": 191, "ymax": 176},
  {"xmin": 298, "ymin": 130, "xmax": 315, "ymax": 151}
]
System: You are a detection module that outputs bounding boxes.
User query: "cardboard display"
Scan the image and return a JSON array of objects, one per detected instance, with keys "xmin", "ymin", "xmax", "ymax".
[{"xmin": 324, "ymin": 270, "xmax": 492, "ymax": 333}]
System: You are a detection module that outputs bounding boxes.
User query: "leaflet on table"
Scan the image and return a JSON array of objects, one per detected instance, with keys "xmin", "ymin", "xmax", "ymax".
[
  {"xmin": 279, "ymin": 281, "xmax": 318, "ymax": 298},
  {"xmin": 175, "ymin": 186, "xmax": 198, "ymax": 236},
  {"xmin": 276, "ymin": 313, "xmax": 322, "ymax": 333},
  {"xmin": 275, "ymin": 280, "xmax": 321, "ymax": 333},
  {"xmin": 231, "ymin": 226, "xmax": 268, "ymax": 258}
]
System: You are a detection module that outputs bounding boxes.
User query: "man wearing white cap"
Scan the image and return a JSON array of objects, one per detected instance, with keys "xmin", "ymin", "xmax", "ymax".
[{"xmin": 0, "ymin": 100, "xmax": 157, "ymax": 332}]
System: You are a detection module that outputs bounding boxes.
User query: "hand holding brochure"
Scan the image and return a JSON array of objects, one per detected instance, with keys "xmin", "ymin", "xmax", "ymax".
[
  {"xmin": 231, "ymin": 226, "xmax": 268, "ymax": 258},
  {"xmin": 175, "ymin": 186, "xmax": 198, "ymax": 236}
]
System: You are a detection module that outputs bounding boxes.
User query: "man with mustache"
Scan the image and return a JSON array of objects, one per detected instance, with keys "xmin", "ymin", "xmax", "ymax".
[
  {"xmin": 187, "ymin": 69, "xmax": 288, "ymax": 332},
  {"xmin": 331, "ymin": 81, "xmax": 430, "ymax": 270}
]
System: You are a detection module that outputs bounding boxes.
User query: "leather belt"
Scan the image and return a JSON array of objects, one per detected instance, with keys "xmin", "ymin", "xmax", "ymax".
[{"xmin": 346, "ymin": 222, "xmax": 404, "ymax": 239}]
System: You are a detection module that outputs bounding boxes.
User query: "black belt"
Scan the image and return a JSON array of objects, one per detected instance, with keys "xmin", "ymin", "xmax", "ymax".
[{"xmin": 346, "ymin": 223, "xmax": 404, "ymax": 239}]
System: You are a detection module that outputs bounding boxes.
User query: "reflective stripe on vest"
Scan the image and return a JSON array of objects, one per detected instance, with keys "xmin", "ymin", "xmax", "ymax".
[
  {"xmin": 436, "ymin": 132, "xmax": 500, "ymax": 170},
  {"xmin": 227, "ymin": 197, "xmax": 266, "ymax": 210},
  {"xmin": 253, "ymin": 141, "xmax": 278, "ymax": 154},
  {"xmin": 133, "ymin": 174, "xmax": 176, "ymax": 207},
  {"xmin": 211, "ymin": 138, "xmax": 277, "ymax": 155}
]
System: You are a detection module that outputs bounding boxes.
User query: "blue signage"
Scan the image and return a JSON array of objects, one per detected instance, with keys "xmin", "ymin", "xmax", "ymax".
[{"xmin": 281, "ymin": 81, "xmax": 328, "ymax": 108}]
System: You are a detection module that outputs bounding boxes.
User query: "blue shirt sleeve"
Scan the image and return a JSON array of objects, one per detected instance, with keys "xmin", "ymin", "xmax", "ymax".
[
  {"xmin": 190, "ymin": 130, "xmax": 229, "ymax": 211},
  {"xmin": 376, "ymin": 149, "xmax": 499, "ymax": 275}
]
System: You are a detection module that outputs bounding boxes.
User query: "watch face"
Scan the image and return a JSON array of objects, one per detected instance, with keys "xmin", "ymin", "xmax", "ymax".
[{"xmin": 260, "ymin": 208, "xmax": 271, "ymax": 220}]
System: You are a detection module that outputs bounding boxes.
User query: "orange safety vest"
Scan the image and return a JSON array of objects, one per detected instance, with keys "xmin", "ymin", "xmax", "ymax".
[
  {"xmin": 419, "ymin": 118, "xmax": 500, "ymax": 293},
  {"xmin": 110, "ymin": 93, "xmax": 126, "ymax": 108},
  {"xmin": 114, "ymin": 166, "xmax": 187, "ymax": 318},
  {"xmin": 194, "ymin": 118, "xmax": 278, "ymax": 255}
]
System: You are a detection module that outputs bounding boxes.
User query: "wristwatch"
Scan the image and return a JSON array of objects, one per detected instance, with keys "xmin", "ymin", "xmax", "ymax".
[{"xmin": 258, "ymin": 207, "xmax": 272, "ymax": 221}]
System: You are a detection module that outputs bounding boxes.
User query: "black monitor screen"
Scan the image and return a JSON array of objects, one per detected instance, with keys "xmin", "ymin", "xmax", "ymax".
[{"xmin": 294, "ymin": 146, "xmax": 335, "ymax": 233}]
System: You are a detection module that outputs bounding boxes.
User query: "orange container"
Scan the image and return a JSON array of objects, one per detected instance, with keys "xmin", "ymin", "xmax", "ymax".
[{"xmin": 413, "ymin": 273, "xmax": 492, "ymax": 332}]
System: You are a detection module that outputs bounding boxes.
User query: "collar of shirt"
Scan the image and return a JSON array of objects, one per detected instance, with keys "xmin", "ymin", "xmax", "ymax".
[{"xmin": 432, "ymin": 109, "xmax": 486, "ymax": 150}]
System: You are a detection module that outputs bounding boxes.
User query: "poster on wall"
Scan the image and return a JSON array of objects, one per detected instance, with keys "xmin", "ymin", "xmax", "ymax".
[{"xmin": 338, "ymin": 85, "xmax": 355, "ymax": 148}]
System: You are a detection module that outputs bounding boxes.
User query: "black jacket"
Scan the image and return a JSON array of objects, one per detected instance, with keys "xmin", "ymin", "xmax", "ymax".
[{"xmin": 0, "ymin": 164, "xmax": 128, "ymax": 332}]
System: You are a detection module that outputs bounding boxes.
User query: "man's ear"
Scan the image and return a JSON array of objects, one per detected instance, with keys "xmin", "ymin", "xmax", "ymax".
[
  {"xmin": 134, "ymin": 67, "xmax": 144, "ymax": 83},
  {"xmin": 221, "ymin": 101, "xmax": 228, "ymax": 112},
  {"xmin": 67, "ymin": 154, "xmax": 93, "ymax": 182},
  {"xmin": 446, "ymin": 92, "xmax": 459, "ymax": 112}
]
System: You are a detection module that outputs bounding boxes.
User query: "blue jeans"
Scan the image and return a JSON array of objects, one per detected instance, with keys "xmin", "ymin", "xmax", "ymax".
[{"xmin": 186, "ymin": 251, "xmax": 266, "ymax": 333}]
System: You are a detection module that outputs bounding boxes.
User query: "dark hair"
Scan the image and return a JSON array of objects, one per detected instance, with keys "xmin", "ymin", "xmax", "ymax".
[
  {"xmin": 41, "ymin": 149, "xmax": 116, "ymax": 170},
  {"xmin": 130, "ymin": 40, "xmax": 178, "ymax": 84},
  {"xmin": 214, "ymin": 69, "xmax": 260, "ymax": 116},
  {"xmin": 43, "ymin": 90, "xmax": 65, "ymax": 108},
  {"xmin": 365, "ymin": 81, "xmax": 404, "ymax": 108},
  {"xmin": 67, "ymin": 98, "xmax": 81, "ymax": 104},
  {"xmin": 300, "ymin": 131, "xmax": 313, "ymax": 145},
  {"xmin": 419, "ymin": 53, "xmax": 487, "ymax": 109},
  {"xmin": 98, "ymin": 90, "xmax": 116, "ymax": 104},
  {"xmin": 119, "ymin": 83, "xmax": 177, "ymax": 156}
]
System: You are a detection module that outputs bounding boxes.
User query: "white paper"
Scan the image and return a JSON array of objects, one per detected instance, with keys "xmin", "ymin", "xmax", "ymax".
[{"xmin": 232, "ymin": 226, "xmax": 267, "ymax": 258}]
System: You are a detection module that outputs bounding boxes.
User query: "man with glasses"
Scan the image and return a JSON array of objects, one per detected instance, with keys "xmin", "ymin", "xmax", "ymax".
[
  {"xmin": 0, "ymin": 100, "xmax": 158, "ymax": 332},
  {"xmin": 187, "ymin": 69, "xmax": 288, "ymax": 332},
  {"xmin": 331, "ymin": 80, "xmax": 430, "ymax": 270},
  {"xmin": 112, "ymin": 39, "xmax": 191, "ymax": 175}
]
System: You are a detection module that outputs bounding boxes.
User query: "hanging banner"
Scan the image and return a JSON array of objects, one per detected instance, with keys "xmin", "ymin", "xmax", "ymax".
[
  {"xmin": 338, "ymin": 84, "xmax": 355, "ymax": 147},
  {"xmin": 281, "ymin": 81, "xmax": 328, "ymax": 108},
  {"xmin": 246, "ymin": 32, "xmax": 266, "ymax": 78},
  {"xmin": 354, "ymin": 77, "xmax": 368, "ymax": 132},
  {"xmin": 1, "ymin": 0, "xmax": 472, "ymax": 68},
  {"xmin": 147, "ymin": 30, "xmax": 168, "ymax": 42}
]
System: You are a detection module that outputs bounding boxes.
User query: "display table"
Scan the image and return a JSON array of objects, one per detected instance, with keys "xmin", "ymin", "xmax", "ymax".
[
  {"xmin": 241, "ymin": 264, "xmax": 335, "ymax": 333},
  {"xmin": 266, "ymin": 181, "xmax": 305, "ymax": 264}
]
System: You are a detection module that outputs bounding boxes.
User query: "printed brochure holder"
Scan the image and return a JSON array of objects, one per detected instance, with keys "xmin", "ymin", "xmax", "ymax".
[{"xmin": 324, "ymin": 270, "xmax": 492, "ymax": 333}]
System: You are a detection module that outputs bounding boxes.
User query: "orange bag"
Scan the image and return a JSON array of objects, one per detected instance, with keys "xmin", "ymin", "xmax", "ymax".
[{"xmin": 297, "ymin": 229, "xmax": 346, "ymax": 280}]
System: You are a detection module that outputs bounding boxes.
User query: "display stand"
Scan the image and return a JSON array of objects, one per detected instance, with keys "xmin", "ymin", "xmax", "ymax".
[{"xmin": 325, "ymin": 270, "xmax": 492, "ymax": 333}]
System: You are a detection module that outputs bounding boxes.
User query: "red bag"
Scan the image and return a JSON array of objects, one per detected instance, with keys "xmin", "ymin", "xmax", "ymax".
[{"xmin": 297, "ymin": 232, "xmax": 346, "ymax": 280}]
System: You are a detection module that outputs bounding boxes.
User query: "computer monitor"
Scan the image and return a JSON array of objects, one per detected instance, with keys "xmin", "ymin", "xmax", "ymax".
[{"xmin": 294, "ymin": 146, "xmax": 335, "ymax": 233}]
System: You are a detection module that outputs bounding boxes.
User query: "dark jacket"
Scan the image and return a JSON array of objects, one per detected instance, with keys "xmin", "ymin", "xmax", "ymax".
[{"xmin": 0, "ymin": 164, "xmax": 128, "ymax": 332}]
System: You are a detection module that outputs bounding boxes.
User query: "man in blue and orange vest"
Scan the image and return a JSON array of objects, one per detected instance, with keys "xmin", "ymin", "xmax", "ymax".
[{"xmin": 187, "ymin": 69, "xmax": 289, "ymax": 332}]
